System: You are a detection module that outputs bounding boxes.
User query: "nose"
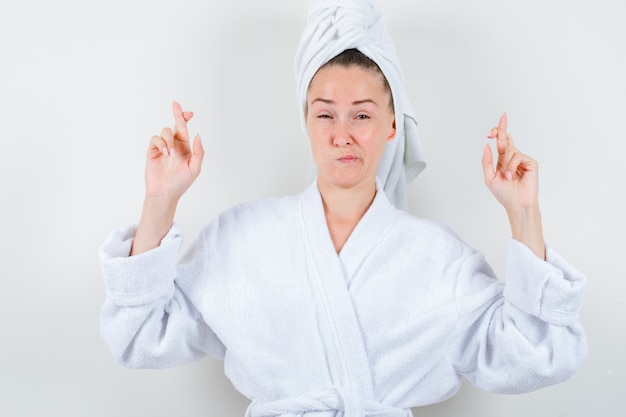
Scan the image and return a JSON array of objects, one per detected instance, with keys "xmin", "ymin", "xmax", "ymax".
[{"xmin": 332, "ymin": 120, "xmax": 352, "ymax": 147}]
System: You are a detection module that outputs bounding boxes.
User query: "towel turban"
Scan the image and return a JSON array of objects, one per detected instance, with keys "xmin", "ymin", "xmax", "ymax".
[{"xmin": 294, "ymin": 0, "xmax": 426, "ymax": 209}]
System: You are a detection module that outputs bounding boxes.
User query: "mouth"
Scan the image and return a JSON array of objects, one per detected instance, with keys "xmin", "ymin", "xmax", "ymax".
[{"xmin": 338, "ymin": 155, "xmax": 358, "ymax": 163}]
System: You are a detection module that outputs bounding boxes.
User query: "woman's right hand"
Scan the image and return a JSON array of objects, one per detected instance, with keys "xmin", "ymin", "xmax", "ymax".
[
  {"xmin": 145, "ymin": 101, "xmax": 204, "ymax": 202},
  {"xmin": 131, "ymin": 101, "xmax": 204, "ymax": 256}
]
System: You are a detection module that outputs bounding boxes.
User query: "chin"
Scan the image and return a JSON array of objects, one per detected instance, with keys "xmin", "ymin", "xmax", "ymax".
[{"xmin": 321, "ymin": 173, "xmax": 371, "ymax": 190}]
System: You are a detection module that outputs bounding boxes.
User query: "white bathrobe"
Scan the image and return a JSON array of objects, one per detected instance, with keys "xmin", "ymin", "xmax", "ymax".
[{"xmin": 100, "ymin": 181, "xmax": 587, "ymax": 417}]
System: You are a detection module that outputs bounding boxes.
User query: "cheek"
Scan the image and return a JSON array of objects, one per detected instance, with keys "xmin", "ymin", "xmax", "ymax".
[
  {"xmin": 306, "ymin": 119, "xmax": 334, "ymax": 147},
  {"xmin": 306, "ymin": 130, "xmax": 325, "ymax": 160},
  {"xmin": 306, "ymin": 125, "xmax": 322, "ymax": 148},
  {"xmin": 305, "ymin": 116, "xmax": 323, "ymax": 137},
  {"xmin": 366, "ymin": 127, "xmax": 392, "ymax": 159},
  {"xmin": 373, "ymin": 140, "xmax": 388, "ymax": 160}
]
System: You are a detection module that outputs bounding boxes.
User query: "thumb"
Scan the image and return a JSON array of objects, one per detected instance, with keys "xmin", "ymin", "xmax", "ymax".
[
  {"xmin": 481, "ymin": 144, "xmax": 495, "ymax": 186},
  {"xmin": 189, "ymin": 135, "xmax": 204, "ymax": 178}
]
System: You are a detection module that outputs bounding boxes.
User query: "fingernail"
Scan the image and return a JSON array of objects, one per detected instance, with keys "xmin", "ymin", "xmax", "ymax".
[
  {"xmin": 169, "ymin": 147, "xmax": 175, "ymax": 157},
  {"xmin": 506, "ymin": 170, "xmax": 513, "ymax": 180},
  {"xmin": 162, "ymin": 147, "xmax": 169, "ymax": 155}
]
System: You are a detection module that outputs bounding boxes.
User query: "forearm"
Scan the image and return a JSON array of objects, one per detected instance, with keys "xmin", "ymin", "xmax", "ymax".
[
  {"xmin": 506, "ymin": 205, "xmax": 546, "ymax": 260},
  {"xmin": 101, "ymin": 293, "xmax": 219, "ymax": 368},
  {"xmin": 131, "ymin": 196, "xmax": 179, "ymax": 256}
]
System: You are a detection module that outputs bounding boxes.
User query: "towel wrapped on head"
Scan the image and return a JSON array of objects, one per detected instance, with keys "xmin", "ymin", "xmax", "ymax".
[{"xmin": 294, "ymin": 0, "xmax": 426, "ymax": 209}]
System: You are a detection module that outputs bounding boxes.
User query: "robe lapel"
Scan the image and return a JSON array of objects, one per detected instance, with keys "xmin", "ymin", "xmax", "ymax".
[
  {"xmin": 338, "ymin": 182, "xmax": 397, "ymax": 288},
  {"xmin": 298, "ymin": 181, "xmax": 395, "ymax": 400}
]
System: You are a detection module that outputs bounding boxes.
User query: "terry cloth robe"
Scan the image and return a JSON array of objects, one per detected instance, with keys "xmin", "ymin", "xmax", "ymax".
[{"xmin": 100, "ymin": 181, "xmax": 588, "ymax": 417}]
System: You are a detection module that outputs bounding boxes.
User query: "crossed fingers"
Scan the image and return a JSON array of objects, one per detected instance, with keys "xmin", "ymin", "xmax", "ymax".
[
  {"xmin": 486, "ymin": 113, "xmax": 523, "ymax": 181},
  {"xmin": 151, "ymin": 101, "xmax": 194, "ymax": 157}
]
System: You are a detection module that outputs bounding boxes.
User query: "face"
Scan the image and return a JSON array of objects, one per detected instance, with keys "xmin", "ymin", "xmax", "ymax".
[{"xmin": 306, "ymin": 65, "xmax": 396, "ymax": 191}]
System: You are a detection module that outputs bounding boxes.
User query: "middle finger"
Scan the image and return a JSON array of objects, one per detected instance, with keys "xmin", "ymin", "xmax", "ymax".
[{"xmin": 172, "ymin": 100, "xmax": 190, "ymax": 143}]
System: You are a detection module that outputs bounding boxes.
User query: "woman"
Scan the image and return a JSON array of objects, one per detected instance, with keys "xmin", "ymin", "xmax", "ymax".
[{"xmin": 100, "ymin": 1, "xmax": 586, "ymax": 416}]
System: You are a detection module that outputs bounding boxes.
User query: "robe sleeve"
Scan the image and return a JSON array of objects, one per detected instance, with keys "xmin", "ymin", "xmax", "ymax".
[
  {"xmin": 99, "ymin": 224, "xmax": 225, "ymax": 369},
  {"xmin": 447, "ymin": 239, "xmax": 588, "ymax": 394}
]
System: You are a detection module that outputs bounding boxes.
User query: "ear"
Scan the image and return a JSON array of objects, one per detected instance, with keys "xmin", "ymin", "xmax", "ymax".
[{"xmin": 387, "ymin": 117, "xmax": 397, "ymax": 142}]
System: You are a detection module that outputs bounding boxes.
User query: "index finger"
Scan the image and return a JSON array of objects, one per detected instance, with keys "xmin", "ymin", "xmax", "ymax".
[{"xmin": 172, "ymin": 100, "xmax": 191, "ymax": 143}]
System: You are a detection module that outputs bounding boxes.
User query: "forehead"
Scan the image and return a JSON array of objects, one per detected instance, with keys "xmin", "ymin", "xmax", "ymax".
[{"xmin": 307, "ymin": 65, "xmax": 389, "ymax": 99}]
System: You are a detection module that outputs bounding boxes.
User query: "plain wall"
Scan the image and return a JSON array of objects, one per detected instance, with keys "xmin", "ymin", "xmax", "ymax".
[{"xmin": 1, "ymin": 0, "xmax": 624, "ymax": 416}]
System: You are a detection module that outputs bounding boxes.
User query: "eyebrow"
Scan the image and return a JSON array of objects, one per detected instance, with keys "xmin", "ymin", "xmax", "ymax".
[{"xmin": 310, "ymin": 98, "xmax": 378, "ymax": 106}]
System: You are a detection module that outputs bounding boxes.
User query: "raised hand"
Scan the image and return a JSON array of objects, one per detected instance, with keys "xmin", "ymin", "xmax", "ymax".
[
  {"xmin": 481, "ymin": 113, "xmax": 546, "ymax": 259},
  {"xmin": 131, "ymin": 101, "xmax": 205, "ymax": 256},
  {"xmin": 145, "ymin": 101, "xmax": 204, "ymax": 201},
  {"xmin": 481, "ymin": 113, "xmax": 539, "ymax": 211}
]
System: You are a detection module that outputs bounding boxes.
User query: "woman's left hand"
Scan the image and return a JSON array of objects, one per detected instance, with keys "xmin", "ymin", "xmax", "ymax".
[
  {"xmin": 481, "ymin": 113, "xmax": 546, "ymax": 259},
  {"xmin": 481, "ymin": 113, "xmax": 539, "ymax": 211}
]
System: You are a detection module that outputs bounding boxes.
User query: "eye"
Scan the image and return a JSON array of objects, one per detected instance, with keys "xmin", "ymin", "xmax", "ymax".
[
  {"xmin": 317, "ymin": 113, "xmax": 332, "ymax": 119},
  {"xmin": 355, "ymin": 114, "xmax": 370, "ymax": 120}
]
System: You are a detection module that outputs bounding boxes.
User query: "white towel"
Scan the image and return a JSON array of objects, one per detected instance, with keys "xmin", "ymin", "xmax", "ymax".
[{"xmin": 295, "ymin": 0, "xmax": 426, "ymax": 209}]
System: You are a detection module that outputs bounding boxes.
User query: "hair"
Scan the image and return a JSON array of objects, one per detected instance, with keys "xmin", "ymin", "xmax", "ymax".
[{"xmin": 313, "ymin": 49, "xmax": 394, "ymax": 111}]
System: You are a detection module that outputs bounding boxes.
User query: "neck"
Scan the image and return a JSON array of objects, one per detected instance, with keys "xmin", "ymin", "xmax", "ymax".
[{"xmin": 318, "ymin": 178, "xmax": 377, "ymax": 253}]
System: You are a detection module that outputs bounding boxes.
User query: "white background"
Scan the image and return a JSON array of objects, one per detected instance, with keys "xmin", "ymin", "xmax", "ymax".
[{"xmin": 1, "ymin": 0, "xmax": 624, "ymax": 416}]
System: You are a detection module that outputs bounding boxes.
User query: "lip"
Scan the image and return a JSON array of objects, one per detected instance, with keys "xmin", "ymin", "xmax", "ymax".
[{"xmin": 337, "ymin": 155, "xmax": 358, "ymax": 163}]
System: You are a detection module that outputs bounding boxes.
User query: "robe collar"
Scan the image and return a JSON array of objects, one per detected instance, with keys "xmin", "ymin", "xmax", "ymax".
[{"xmin": 299, "ymin": 177, "xmax": 400, "ymax": 285}]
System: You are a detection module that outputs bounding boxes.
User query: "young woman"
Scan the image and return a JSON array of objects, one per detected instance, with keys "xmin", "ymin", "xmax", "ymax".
[{"xmin": 100, "ymin": 2, "xmax": 586, "ymax": 416}]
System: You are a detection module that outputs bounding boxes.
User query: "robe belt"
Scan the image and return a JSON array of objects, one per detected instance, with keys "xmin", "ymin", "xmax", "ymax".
[{"xmin": 245, "ymin": 387, "xmax": 412, "ymax": 417}]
